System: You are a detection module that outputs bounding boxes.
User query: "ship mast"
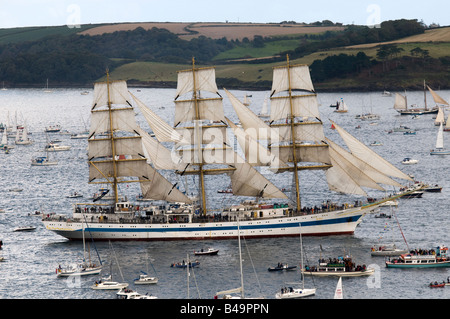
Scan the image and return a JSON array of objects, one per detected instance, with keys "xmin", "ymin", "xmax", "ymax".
[
  {"xmin": 286, "ymin": 55, "xmax": 301, "ymax": 211},
  {"xmin": 106, "ymin": 69, "xmax": 119, "ymax": 203},
  {"xmin": 191, "ymin": 57, "xmax": 207, "ymax": 215},
  {"xmin": 269, "ymin": 55, "xmax": 331, "ymax": 212}
]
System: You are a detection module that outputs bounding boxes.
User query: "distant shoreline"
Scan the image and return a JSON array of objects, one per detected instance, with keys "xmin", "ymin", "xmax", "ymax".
[{"xmin": 4, "ymin": 79, "xmax": 449, "ymax": 93}]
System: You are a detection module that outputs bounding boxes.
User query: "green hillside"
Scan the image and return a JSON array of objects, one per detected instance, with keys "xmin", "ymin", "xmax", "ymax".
[
  {"xmin": 0, "ymin": 24, "xmax": 98, "ymax": 44},
  {"xmin": 0, "ymin": 20, "xmax": 449, "ymax": 91}
]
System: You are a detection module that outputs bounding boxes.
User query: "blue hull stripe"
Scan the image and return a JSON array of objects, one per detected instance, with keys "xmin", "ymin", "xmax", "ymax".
[{"xmin": 80, "ymin": 215, "xmax": 362, "ymax": 233}]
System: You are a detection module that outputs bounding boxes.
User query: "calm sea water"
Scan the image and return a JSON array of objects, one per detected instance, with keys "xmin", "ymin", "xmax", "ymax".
[{"xmin": 0, "ymin": 87, "xmax": 449, "ymax": 300}]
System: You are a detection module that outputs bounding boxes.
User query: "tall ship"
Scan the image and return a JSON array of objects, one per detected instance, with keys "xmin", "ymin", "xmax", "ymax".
[{"xmin": 43, "ymin": 57, "xmax": 413, "ymax": 241}]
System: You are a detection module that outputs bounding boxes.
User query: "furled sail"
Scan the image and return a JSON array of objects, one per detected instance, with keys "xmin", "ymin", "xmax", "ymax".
[{"xmin": 330, "ymin": 120, "xmax": 413, "ymax": 182}]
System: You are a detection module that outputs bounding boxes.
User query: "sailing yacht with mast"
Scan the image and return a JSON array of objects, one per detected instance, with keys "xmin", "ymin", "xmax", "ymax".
[
  {"xmin": 430, "ymin": 122, "xmax": 450, "ymax": 155},
  {"xmin": 393, "ymin": 81, "xmax": 441, "ymax": 115},
  {"xmin": 43, "ymin": 59, "xmax": 413, "ymax": 241}
]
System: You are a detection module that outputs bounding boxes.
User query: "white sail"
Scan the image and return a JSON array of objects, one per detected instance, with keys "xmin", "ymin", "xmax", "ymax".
[
  {"xmin": 435, "ymin": 107, "xmax": 445, "ymax": 125},
  {"xmin": 175, "ymin": 67, "xmax": 219, "ymax": 99},
  {"xmin": 89, "ymin": 158, "xmax": 148, "ymax": 181},
  {"xmin": 230, "ymin": 154, "xmax": 288, "ymax": 199},
  {"xmin": 90, "ymin": 107, "xmax": 138, "ymax": 137},
  {"xmin": 436, "ymin": 122, "xmax": 444, "ymax": 150},
  {"xmin": 93, "ymin": 80, "xmax": 130, "ymax": 108},
  {"xmin": 271, "ymin": 64, "xmax": 314, "ymax": 96},
  {"xmin": 88, "ymin": 136, "xmax": 144, "ymax": 159},
  {"xmin": 224, "ymin": 88, "xmax": 280, "ymax": 141},
  {"xmin": 137, "ymin": 127, "xmax": 185, "ymax": 171},
  {"xmin": 1, "ymin": 132, "xmax": 6, "ymax": 145},
  {"xmin": 140, "ymin": 165, "xmax": 192, "ymax": 203},
  {"xmin": 427, "ymin": 86, "xmax": 449, "ymax": 106},
  {"xmin": 260, "ymin": 96, "xmax": 269, "ymax": 117},
  {"xmin": 88, "ymin": 76, "xmax": 191, "ymax": 205},
  {"xmin": 394, "ymin": 93, "xmax": 407, "ymax": 110},
  {"xmin": 334, "ymin": 277, "xmax": 343, "ymax": 299},
  {"xmin": 326, "ymin": 138, "xmax": 403, "ymax": 188},
  {"xmin": 174, "ymin": 98, "xmax": 225, "ymax": 125},
  {"xmin": 130, "ymin": 92, "xmax": 188, "ymax": 144},
  {"xmin": 226, "ymin": 118, "xmax": 287, "ymax": 168},
  {"xmin": 331, "ymin": 120, "xmax": 412, "ymax": 182},
  {"xmin": 270, "ymin": 94, "xmax": 320, "ymax": 122}
]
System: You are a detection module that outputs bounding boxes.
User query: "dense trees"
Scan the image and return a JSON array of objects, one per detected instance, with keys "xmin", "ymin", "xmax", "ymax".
[
  {"xmin": 310, "ymin": 52, "xmax": 373, "ymax": 82},
  {"xmin": 0, "ymin": 27, "xmax": 235, "ymax": 85}
]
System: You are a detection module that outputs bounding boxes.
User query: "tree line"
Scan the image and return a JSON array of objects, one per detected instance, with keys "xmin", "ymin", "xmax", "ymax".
[
  {"xmin": 0, "ymin": 27, "xmax": 236, "ymax": 85},
  {"xmin": 0, "ymin": 19, "xmax": 430, "ymax": 85}
]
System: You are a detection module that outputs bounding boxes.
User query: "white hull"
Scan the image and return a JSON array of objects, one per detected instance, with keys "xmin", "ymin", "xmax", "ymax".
[
  {"xmin": 302, "ymin": 267, "xmax": 375, "ymax": 277},
  {"xmin": 92, "ymin": 281, "xmax": 129, "ymax": 290},
  {"xmin": 43, "ymin": 206, "xmax": 368, "ymax": 241},
  {"xmin": 56, "ymin": 266, "xmax": 102, "ymax": 277},
  {"xmin": 275, "ymin": 288, "xmax": 316, "ymax": 299}
]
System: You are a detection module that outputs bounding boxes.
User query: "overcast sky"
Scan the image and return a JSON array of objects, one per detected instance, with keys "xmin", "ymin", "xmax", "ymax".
[{"xmin": 0, "ymin": 0, "xmax": 448, "ymax": 29}]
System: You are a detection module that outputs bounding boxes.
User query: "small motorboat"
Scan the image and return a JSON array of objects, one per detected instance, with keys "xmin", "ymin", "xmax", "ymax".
[
  {"xmin": 134, "ymin": 273, "xmax": 158, "ymax": 285},
  {"xmin": 13, "ymin": 226, "xmax": 36, "ymax": 232},
  {"xmin": 45, "ymin": 125, "xmax": 61, "ymax": 132},
  {"xmin": 268, "ymin": 263, "xmax": 297, "ymax": 272},
  {"xmin": 371, "ymin": 245, "xmax": 408, "ymax": 256},
  {"xmin": 194, "ymin": 248, "xmax": 219, "ymax": 256},
  {"xmin": 429, "ymin": 282, "xmax": 446, "ymax": 288},
  {"xmin": 374, "ymin": 212, "xmax": 391, "ymax": 218},
  {"xmin": 170, "ymin": 260, "xmax": 200, "ymax": 268},
  {"xmin": 275, "ymin": 287, "xmax": 315, "ymax": 299},
  {"xmin": 401, "ymin": 157, "xmax": 418, "ymax": 165},
  {"xmin": 67, "ymin": 192, "xmax": 83, "ymax": 198},
  {"xmin": 422, "ymin": 184, "xmax": 442, "ymax": 192},
  {"xmin": 45, "ymin": 142, "xmax": 71, "ymax": 152},
  {"xmin": 91, "ymin": 276, "xmax": 128, "ymax": 290},
  {"xmin": 116, "ymin": 288, "xmax": 157, "ymax": 299},
  {"xmin": 217, "ymin": 189, "xmax": 232, "ymax": 194}
]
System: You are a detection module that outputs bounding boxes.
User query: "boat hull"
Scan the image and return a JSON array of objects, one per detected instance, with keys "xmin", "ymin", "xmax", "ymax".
[
  {"xmin": 56, "ymin": 267, "xmax": 102, "ymax": 277},
  {"xmin": 302, "ymin": 268, "xmax": 375, "ymax": 277},
  {"xmin": 275, "ymin": 288, "xmax": 316, "ymax": 299},
  {"xmin": 385, "ymin": 261, "xmax": 450, "ymax": 268},
  {"xmin": 42, "ymin": 208, "xmax": 366, "ymax": 241},
  {"xmin": 371, "ymin": 249, "xmax": 409, "ymax": 257}
]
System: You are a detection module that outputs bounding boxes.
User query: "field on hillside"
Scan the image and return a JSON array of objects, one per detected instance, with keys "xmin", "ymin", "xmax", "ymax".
[
  {"xmin": 78, "ymin": 22, "xmax": 344, "ymax": 40},
  {"xmin": 347, "ymin": 27, "xmax": 450, "ymax": 49}
]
